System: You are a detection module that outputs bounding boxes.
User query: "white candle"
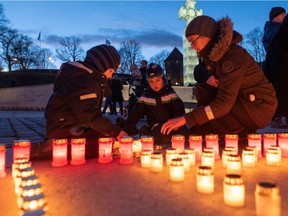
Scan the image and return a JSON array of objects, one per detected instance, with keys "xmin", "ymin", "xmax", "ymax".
[
  {"xmin": 255, "ymin": 182, "xmax": 281, "ymax": 216},
  {"xmin": 169, "ymin": 158, "xmax": 184, "ymax": 182},
  {"xmin": 205, "ymin": 134, "xmax": 220, "ymax": 160},
  {"xmin": 189, "ymin": 135, "xmax": 202, "ymax": 161},
  {"xmin": 266, "ymin": 148, "xmax": 281, "ymax": 166},
  {"xmin": 184, "ymin": 148, "xmax": 196, "ymax": 166},
  {"xmin": 196, "ymin": 166, "xmax": 214, "ymax": 194},
  {"xmin": 226, "ymin": 155, "xmax": 241, "ymax": 175},
  {"xmin": 201, "ymin": 150, "xmax": 214, "ymax": 170},
  {"xmin": 242, "ymin": 148, "xmax": 256, "ymax": 168},
  {"xmin": 150, "ymin": 152, "xmax": 163, "ymax": 172},
  {"xmin": 140, "ymin": 150, "xmax": 152, "ymax": 168},
  {"xmin": 222, "ymin": 147, "xmax": 237, "ymax": 168},
  {"xmin": 165, "ymin": 148, "xmax": 177, "ymax": 166},
  {"xmin": 223, "ymin": 174, "xmax": 245, "ymax": 207},
  {"xmin": 177, "ymin": 152, "xmax": 190, "ymax": 172}
]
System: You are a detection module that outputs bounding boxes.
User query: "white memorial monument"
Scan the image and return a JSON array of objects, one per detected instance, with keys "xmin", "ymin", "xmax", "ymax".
[{"xmin": 179, "ymin": 0, "xmax": 203, "ymax": 86}]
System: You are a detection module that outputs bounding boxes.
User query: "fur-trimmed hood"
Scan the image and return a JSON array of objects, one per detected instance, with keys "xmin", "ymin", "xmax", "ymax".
[{"xmin": 209, "ymin": 16, "xmax": 242, "ymax": 62}]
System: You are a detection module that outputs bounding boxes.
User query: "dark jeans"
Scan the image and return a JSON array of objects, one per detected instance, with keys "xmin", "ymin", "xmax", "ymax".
[
  {"xmin": 102, "ymin": 96, "xmax": 113, "ymax": 114},
  {"xmin": 112, "ymin": 101, "xmax": 123, "ymax": 115}
]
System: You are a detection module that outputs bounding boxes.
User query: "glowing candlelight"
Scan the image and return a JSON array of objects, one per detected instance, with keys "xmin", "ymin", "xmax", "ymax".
[
  {"xmin": 177, "ymin": 152, "xmax": 190, "ymax": 172},
  {"xmin": 70, "ymin": 138, "xmax": 86, "ymax": 165},
  {"xmin": 150, "ymin": 152, "xmax": 163, "ymax": 172},
  {"xmin": 165, "ymin": 148, "xmax": 177, "ymax": 166},
  {"xmin": 266, "ymin": 148, "xmax": 281, "ymax": 166},
  {"xmin": 225, "ymin": 134, "xmax": 239, "ymax": 154},
  {"xmin": 52, "ymin": 139, "xmax": 68, "ymax": 167},
  {"xmin": 119, "ymin": 136, "xmax": 134, "ymax": 165},
  {"xmin": 169, "ymin": 158, "xmax": 184, "ymax": 182},
  {"xmin": 140, "ymin": 135, "xmax": 154, "ymax": 152},
  {"xmin": 18, "ymin": 193, "xmax": 48, "ymax": 216},
  {"xmin": 278, "ymin": 133, "xmax": 288, "ymax": 157},
  {"xmin": 17, "ymin": 183, "xmax": 44, "ymax": 207},
  {"xmin": 0, "ymin": 144, "xmax": 6, "ymax": 178},
  {"xmin": 247, "ymin": 134, "xmax": 262, "ymax": 158},
  {"xmin": 222, "ymin": 147, "xmax": 237, "ymax": 168},
  {"xmin": 189, "ymin": 135, "xmax": 202, "ymax": 161},
  {"xmin": 226, "ymin": 155, "xmax": 241, "ymax": 175},
  {"xmin": 132, "ymin": 139, "xmax": 142, "ymax": 158},
  {"xmin": 242, "ymin": 148, "xmax": 256, "ymax": 168},
  {"xmin": 196, "ymin": 166, "xmax": 214, "ymax": 194},
  {"xmin": 184, "ymin": 148, "xmax": 196, "ymax": 166},
  {"xmin": 223, "ymin": 174, "xmax": 245, "ymax": 207},
  {"xmin": 21, "ymin": 176, "xmax": 39, "ymax": 187},
  {"xmin": 201, "ymin": 150, "xmax": 214, "ymax": 170},
  {"xmin": 140, "ymin": 150, "xmax": 152, "ymax": 168},
  {"xmin": 98, "ymin": 137, "xmax": 113, "ymax": 164},
  {"xmin": 171, "ymin": 134, "xmax": 185, "ymax": 153},
  {"xmin": 263, "ymin": 133, "xmax": 277, "ymax": 156},
  {"xmin": 255, "ymin": 182, "xmax": 281, "ymax": 216},
  {"xmin": 12, "ymin": 159, "xmax": 31, "ymax": 178},
  {"xmin": 13, "ymin": 140, "xmax": 31, "ymax": 162},
  {"xmin": 14, "ymin": 167, "xmax": 35, "ymax": 195},
  {"xmin": 205, "ymin": 134, "xmax": 220, "ymax": 160}
]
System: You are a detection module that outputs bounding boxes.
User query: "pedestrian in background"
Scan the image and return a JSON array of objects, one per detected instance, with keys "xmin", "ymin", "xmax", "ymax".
[
  {"xmin": 264, "ymin": 14, "xmax": 288, "ymax": 128},
  {"xmin": 110, "ymin": 74, "xmax": 124, "ymax": 116},
  {"xmin": 102, "ymin": 78, "xmax": 114, "ymax": 115}
]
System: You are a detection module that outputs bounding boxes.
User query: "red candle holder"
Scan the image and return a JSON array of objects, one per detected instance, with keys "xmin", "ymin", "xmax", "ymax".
[
  {"xmin": 263, "ymin": 133, "xmax": 277, "ymax": 156},
  {"xmin": 70, "ymin": 138, "xmax": 86, "ymax": 165},
  {"xmin": 171, "ymin": 134, "xmax": 185, "ymax": 153},
  {"xmin": 247, "ymin": 134, "xmax": 262, "ymax": 158},
  {"xmin": 140, "ymin": 135, "xmax": 154, "ymax": 152},
  {"xmin": 98, "ymin": 137, "xmax": 113, "ymax": 163},
  {"xmin": 225, "ymin": 134, "xmax": 239, "ymax": 154},
  {"xmin": 189, "ymin": 135, "xmax": 202, "ymax": 161},
  {"xmin": 277, "ymin": 133, "xmax": 288, "ymax": 158},
  {"xmin": 205, "ymin": 134, "xmax": 220, "ymax": 160},
  {"xmin": 119, "ymin": 136, "xmax": 134, "ymax": 165},
  {"xmin": 52, "ymin": 139, "xmax": 68, "ymax": 167},
  {"xmin": 0, "ymin": 144, "xmax": 6, "ymax": 178},
  {"xmin": 13, "ymin": 140, "xmax": 31, "ymax": 163}
]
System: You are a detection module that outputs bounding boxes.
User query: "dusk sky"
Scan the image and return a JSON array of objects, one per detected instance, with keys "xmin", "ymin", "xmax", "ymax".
[{"xmin": 1, "ymin": 1, "xmax": 287, "ymax": 67}]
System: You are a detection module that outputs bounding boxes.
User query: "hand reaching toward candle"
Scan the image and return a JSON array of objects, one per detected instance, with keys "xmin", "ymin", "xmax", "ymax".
[
  {"xmin": 161, "ymin": 116, "xmax": 186, "ymax": 135},
  {"xmin": 116, "ymin": 130, "xmax": 128, "ymax": 141},
  {"xmin": 206, "ymin": 75, "xmax": 219, "ymax": 87}
]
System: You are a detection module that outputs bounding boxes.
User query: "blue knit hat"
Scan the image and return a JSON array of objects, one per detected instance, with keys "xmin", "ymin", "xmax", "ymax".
[{"xmin": 84, "ymin": 44, "xmax": 120, "ymax": 73}]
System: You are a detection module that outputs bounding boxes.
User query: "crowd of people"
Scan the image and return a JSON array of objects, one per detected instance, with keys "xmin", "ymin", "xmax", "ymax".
[{"xmin": 31, "ymin": 5, "xmax": 286, "ymax": 160}]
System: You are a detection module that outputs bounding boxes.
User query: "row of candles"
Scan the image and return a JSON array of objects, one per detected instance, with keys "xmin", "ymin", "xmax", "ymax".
[{"xmin": 1, "ymin": 132, "xmax": 286, "ymax": 215}]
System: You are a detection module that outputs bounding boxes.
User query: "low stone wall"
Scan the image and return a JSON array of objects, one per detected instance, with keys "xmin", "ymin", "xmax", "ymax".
[{"xmin": 0, "ymin": 84, "xmax": 195, "ymax": 110}]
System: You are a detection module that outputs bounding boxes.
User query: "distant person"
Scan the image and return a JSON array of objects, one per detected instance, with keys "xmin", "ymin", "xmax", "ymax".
[
  {"xmin": 139, "ymin": 60, "xmax": 148, "ymax": 89},
  {"xmin": 122, "ymin": 63, "xmax": 189, "ymax": 146},
  {"xmin": 102, "ymin": 78, "xmax": 113, "ymax": 115},
  {"xmin": 262, "ymin": 6, "xmax": 286, "ymax": 128},
  {"xmin": 264, "ymin": 14, "xmax": 288, "ymax": 128},
  {"xmin": 161, "ymin": 15, "xmax": 277, "ymax": 143},
  {"xmin": 31, "ymin": 44, "xmax": 127, "ymax": 159},
  {"xmin": 193, "ymin": 57, "xmax": 209, "ymax": 84},
  {"xmin": 130, "ymin": 63, "xmax": 142, "ymax": 86},
  {"xmin": 262, "ymin": 6, "xmax": 286, "ymax": 53},
  {"xmin": 110, "ymin": 74, "xmax": 124, "ymax": 116}
]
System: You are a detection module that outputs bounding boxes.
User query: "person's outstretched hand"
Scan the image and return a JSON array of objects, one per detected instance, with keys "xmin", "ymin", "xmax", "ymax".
[
  {"xmin": 161, "ymin": 116, "xmax": 186, "ymax": 135},
  {"xmin": 116, "ymin": 130, "xmax": 128, "ymax": 141}
]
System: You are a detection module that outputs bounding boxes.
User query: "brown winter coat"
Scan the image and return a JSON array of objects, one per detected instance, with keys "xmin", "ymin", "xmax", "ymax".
[{"xmin": 185, "ymin": 17, "xmax": 277, "ymax": 129}]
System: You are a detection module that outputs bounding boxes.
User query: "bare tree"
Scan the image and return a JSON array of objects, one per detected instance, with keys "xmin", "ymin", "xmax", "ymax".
[
  {"xmin": 149, "ymin": 50, "xmax": 170, "ymax": 69},
  {"xmin": 244, "ymin": 27, "xmax": 266, "ymax": 64},
  {"xmin": 0, "ymin": 27, "xmax": 18, "ymax": 71},
  {"xmin": 118, "ymin": 40, "xmax": 144, "ymax": 74},
  {"xmin": 56, "ymin": 36, "xmax": 85, "ymax": 62}
]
